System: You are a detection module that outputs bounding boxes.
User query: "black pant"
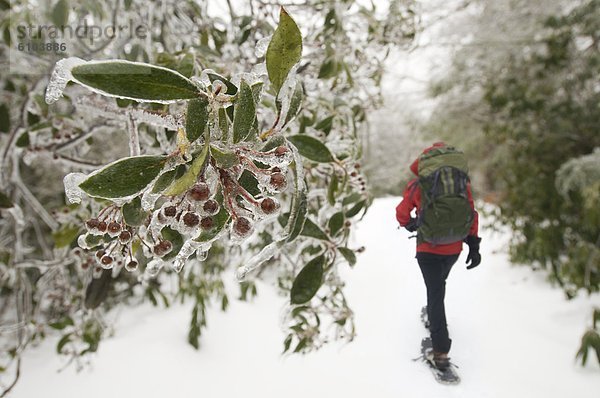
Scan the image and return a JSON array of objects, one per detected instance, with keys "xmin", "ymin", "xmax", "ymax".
[{"xmin": 417, "ymin": 252, "xmax": 459, "ymax": 354}]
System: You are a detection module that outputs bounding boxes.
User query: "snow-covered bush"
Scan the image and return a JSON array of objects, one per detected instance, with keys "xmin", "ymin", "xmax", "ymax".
[{"xmin": 0, "ymin": 0, "xmax": 418, "ymax": 392}]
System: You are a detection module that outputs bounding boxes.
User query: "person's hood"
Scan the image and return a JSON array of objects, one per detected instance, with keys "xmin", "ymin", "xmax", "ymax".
[{"xmin": 409, "ymin": 142, "xmax": 447, "ymax": 176}]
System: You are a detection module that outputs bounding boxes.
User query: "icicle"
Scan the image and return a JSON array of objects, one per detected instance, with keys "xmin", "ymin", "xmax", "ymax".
[
  {"xmin": 63, "ymin": 172, "xmax": 87, "ymax": 204},
  {"xmin": 45, "ymin": 57, "xmax": 86, "ymax": 104},
  {"xmin": 235, "ymin": 240, "xmax": 280, "ymax": 281}
]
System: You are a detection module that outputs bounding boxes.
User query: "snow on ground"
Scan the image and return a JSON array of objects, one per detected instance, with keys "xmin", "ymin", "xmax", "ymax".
[{"xmin": 10, "ymin": 197, "xmax": 600, "ymax": 398}]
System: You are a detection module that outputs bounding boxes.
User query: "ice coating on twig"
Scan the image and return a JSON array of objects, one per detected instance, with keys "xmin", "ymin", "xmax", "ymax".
[
  {"xmin": 63, "ymin": 172, "xmax": 88, "ymax": 204},
  {"xmin": 45, "ymin": 57, "xmax": 86, "ymax": 104}
]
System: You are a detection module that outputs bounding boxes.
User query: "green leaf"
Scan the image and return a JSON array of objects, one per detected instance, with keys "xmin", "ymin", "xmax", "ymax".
[
  {"xmin": 328, "ymin": 211, "xmax": 345, "ymax": 236},
  {"xmin": 327, "ymin": 173, "xmax": 338, "ymax": 206},
  {"xmin": 186, "ymin": 97, "xmax": 209, "ymax": 143},
  {"xmin": 84, "ymin": 269, "xmax": 112, "ymax": 310},
  {"xmin": 346, "ymin": 200, "xmax": 366, "ymax": 218},
  {"xmin": 315, "ymin": 115, "xmax": 334, "ymax": 135},
  {"xmin": 57, "ymin": 333, "xmax": 72, "ymax": 354},
  {"xmin": 233, "ymin": 81, "xmax": 256, "ymax": 143},
  {"xmin": 0, "ymin": 191, "xmax": 13, "ymax": 208},
  {"xmin": 287, "ymin": 135, "xmax": 334, "ymax": 163},
  {"xmin": 0, "ymin": 103, "xmax": 9, "ymax": 133},
  {"xmin": 161, "ymin": 227, "xmax": 183, "ymax": 260},
  {"xmin": 15, "ymin": 131, "xmax": 29, "ymax": 147},
  {"xmin": 164, "ymin": 144, "xmax": 209, "ymax": 196},
  {"xmin": 151, "ymin": 165, "xmax": 185, "ymax": 194},
  {"xmin": 79, "ymin": 155, "xmax": 167, "ymax": 199},
  {"xmin": 290, "ymin": 255, "xmax": 324, "ymax": 304},
  {"xmin": 51, "ymin": 0, "xmax": 69, "ymax": 28},
  {"xmin": 266, "ymin": 8, "xmax": 302, "ymax": 95},
  {"xmin": 338, "ymin": 247, "xmax": 357, "ymax": 266},
  {"xmin": 49, "ymin": 317, "xmax": 74, "ymax": 330},
  {"xmin": 262, "ymin": 135, "xmax": 286, "ymax": 152},
  {"xmin": 122, "ymin": 196, "xmax": 148, "ymax": 226},
  {"xmin": 218, "ymin": 107, "xmax": 230, "ymax": 141},
  {"xmin": 71, "ymin": 60, "xmax": 202, "ymax": 102},
  {"xmin": 52, "ymin": 225, "xmax": 81, "ymax": 248},
  {"xmin": 238, "ymin": 170, "xmax": 260, "ymax": 197},
  {"xmin": 283, "ymin": 82, "xmax": 303, "ymax": 126},
  {"xmin": 210, "ymin": 145, "xmax": 239, "ymax": 169},
  {"xmin": 301, "ymin": 217, "xmax": 329, "ymax": 241}
]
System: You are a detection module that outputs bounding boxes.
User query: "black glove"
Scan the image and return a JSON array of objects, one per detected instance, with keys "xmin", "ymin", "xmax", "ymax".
[
  {"xmin": 464, "ymin": 235, "xmax": 482, "ymax": 270},
  {"xmin": 404, "ymin": 217, "xmax": 418, "ymax": 232}
]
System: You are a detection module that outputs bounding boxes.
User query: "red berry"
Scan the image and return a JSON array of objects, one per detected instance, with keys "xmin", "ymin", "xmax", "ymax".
[
  {"xmin": 271, "ymin": 167, "xmax": 281, "ymax": 173},
  {"xmin": 183, "ymin": 212, "xmax": 200, "ymax": 227},
  {"xmin": 270, "ymin": 172, "xmax": 286, "ymax": 190},
  {"xmin": 108, "ymin": 222, "xmax": 121, "ymax": 234},
  {"xmin": 163, "ymin": 205, "xmax": 177, "ymax": 217},
  {"xmin": 97, "ymin": 221, "xmax": 107, "ymax": 232},
  {"xmin": 96, "ymin": 250, "xmax": 105, "ymax": 259},
  {"xmin": 154, "ymin": 240, "xmax": 173, "ymax": 257},
  {"xmin": 86, "ymin": 218, "xmax": 100, "ymax": 229},
  {"xmin": 274, "ymin": 146, "xmax": 288, "ymax": 156},
  {"xmin": 119, "ymin": 230, "xmax": 132, "ymax": 243},
  {"xmin": 126, "ymin": 260, "xmax": 138, "ymax": 271},
  {"xmin": 200, "ymin": 217, "xmax": 214, "ymax": 230},
  {"xmin": 260, "ymin": 197, "xmax": 278, "ymax": 214},
  {"xmin": 203, "ymin": 199, "xmax": 219, "ymax": 215},
  {"xmin": 350, "ymin": 171, "xmax": 357, "ymax": 177},
  {"xmin": 233, "ymin": 217, "xmax": 253, "ymax": 236},
  {"xmin": 101, "ymin": 256, "xmax": 113, "ymax": 265},
  {"xmin": 189, "ymin": 183, "xmax": 210, "ymax": 201}
]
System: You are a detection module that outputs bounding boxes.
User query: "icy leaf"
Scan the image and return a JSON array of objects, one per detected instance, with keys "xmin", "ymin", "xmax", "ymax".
[
  {"xmin": 301, "ymin": 217, "xmax": 329, "ymax": 241},
  {"xmin": 283, "ymin": 82, "xmax": 303, "ymax": 126},
  {"xmin": 211, "ymin": 145, "xmax": 239, "ymax": 169},
  {"xmin": 255, "ymin": 36, "xmax": 271, "ymax": 58},
  {"xmin": 233, "ymin": 81, "xmax": 256, "ymax": 143},
  {"xmin": 161, "ymin": 227, "xmax": 184, "ymax": 261},
  {"xmin": 45, "ymin": 57, "xmax": 86, "ymax": 104},
  {"xmin": 266, "ymin": 8, "xmax": 302, "ymax": 95},
  {"xmin": 84, "ymin": 269, "xmax": 112, "ymax": 309},
  {"xmin": 327, "ymin": 173, "xmax": 338, "ymax": 206},
  {"xmin": 152, "ymin": 165, "xmax": 185, "ymax": 194},
  {"xmin": 218, "ymin": 108, "xmax": 230, "ymax": 141},
  {"xmin": 164, "ymin": 144, "xmax": 209, "ymax": 196},
  {"xmin": 338, "ymin": 247, "xmax": 357, "ymax": 266},
  {"xmin": 0, "ymin": 191, "xmax": 12, "ymax": 208},
  {"xmin": 63, "ymin": 172, "xmax": 87, "ymax": 204},
  {"xmin": 235, "ymin": 241, "xmax": 280, "ymax": 281},
  {"xmin": 287, "ymin": 135, "xmax": 334, "ymax": 163},
  {"xmin": 186, "ymin": 97, "xmax": 209, "ymax": 143},
  {"xmin": 51, "ymin": 0, "xmax": 69, "ymax": 28},
  {"xmin": 49, "ymin": 317, "xmax": 74, "ymax": 330},
  {"xmin": 261, "ymin": 135, "xmax": 286, "ymax": 152},
  {"xmin": 285, "ymin": 156, "xmax": 308, "ymax": 243},
  {"xmin": 79, "ymin": 156, "xmax": 167, "ymax": 199},
  {"xmin": 122, "ymin": 196, "xmax": 148, "ymax": 226},
  {"xmin": 52, "ymin": 225, "xmax": 81, "ymax": 248},
  {"xmin": 251, "ymin": 81, "xmax": 264, "ymax": 104},
  {"xmin": 290, "ymin": 255, "xmax": 324, "ymax": 304},
  {"xmin": 238, "ymin": 170, "xmax": 260, "ymax": 197},
  {"xmin": 206, "ymin": 72, "xmax": 238, "ymax": 95},
  {"xmin": 15, "ymin": 132, "xmax": 29, "ymax": 147},
  {"xmin": 71, "ymin": 60, "xmax": 201, "ymax": 102},
  {"xmin": 56, "ymin": 334, "xmax": 72, "ymax": 354}
]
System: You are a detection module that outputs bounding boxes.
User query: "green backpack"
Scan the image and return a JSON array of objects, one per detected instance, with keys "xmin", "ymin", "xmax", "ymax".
[{"xmin": 416, "ymin": 146, "xmax": 474, "ymax": 245}]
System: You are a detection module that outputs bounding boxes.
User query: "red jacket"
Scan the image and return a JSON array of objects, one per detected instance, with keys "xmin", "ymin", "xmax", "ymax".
[{"xmin": 395, "ymin": 144, "xmax": 479, "ymax": 255}]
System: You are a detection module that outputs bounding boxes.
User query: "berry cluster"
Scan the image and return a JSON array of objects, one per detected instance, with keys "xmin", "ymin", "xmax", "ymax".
[{"xmin": 78, "ymin": 205, "xmax": 138, "ymax": 274}]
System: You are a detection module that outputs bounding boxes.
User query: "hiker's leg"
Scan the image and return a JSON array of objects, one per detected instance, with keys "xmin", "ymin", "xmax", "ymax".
[{"xmin": 417, "ymin": 253, "xmax": 458, "ymax": 353}]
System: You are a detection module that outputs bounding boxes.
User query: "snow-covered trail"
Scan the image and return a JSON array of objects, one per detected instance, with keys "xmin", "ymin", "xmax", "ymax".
[{"xmin": 10, "ymin": 197, "xmax": 600, "ymax": 398}]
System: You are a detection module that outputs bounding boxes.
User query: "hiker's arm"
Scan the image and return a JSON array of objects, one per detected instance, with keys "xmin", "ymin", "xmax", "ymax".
[
  {"xmin": 467, "ymin": 182, "xmax": 479, "ymax": 236},
  {"xmin": 396, "ymin": 180, "xmax": 417, "ymax": 226}
]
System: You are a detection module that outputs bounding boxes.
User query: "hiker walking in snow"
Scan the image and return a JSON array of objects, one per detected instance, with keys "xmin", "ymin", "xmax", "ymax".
[{"xmin": 396, "ymin": 142, "xmax": 481, "ymax": 372}]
